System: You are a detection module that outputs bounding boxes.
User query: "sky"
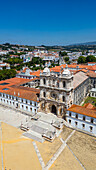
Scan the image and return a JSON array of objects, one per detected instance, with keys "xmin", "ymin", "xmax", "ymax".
[{"xmin": 0, "ymin": 0, "xmax": 96, "ymax": 45}]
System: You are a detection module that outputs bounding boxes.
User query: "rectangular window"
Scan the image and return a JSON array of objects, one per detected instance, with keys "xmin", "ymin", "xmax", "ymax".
[
  {"xmin": 69, "ymin": 119, "xmax": 71, "ymax": 124},
  {"xmin": 69, "ymin": 112, "xmax": 71, "ymax": 117},
  {"xmin": 76, "ymin": 114, "xmax": 78, "ymax": 119},
  {"xmin": 75, "ymin": 121, "xmax": 78, "ymax": 126},
  {"xmin": 83, "ymin": 116, "xmax": 85, "ymax": 121},
  {"xmin": 91, "ymin": 118, "xmax": 94, "ymax": 124},
  {"xmin": 82, "ymin": 124, "xmax": 85, "ymax": 129},
  {"xmin": 90, "ymin": 126, "xmax": 93, "ymax": 132}
]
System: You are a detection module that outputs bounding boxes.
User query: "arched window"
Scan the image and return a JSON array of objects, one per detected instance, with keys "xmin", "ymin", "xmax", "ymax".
[
  {"xmin": 43, "ymin": 78, "xmax": 46, "ymax": 85},
  {"xmin": 43, "ymin": 92, "xmax": 46, "ymax": 97},
  {"xmin": 63, "ymin": 81, "xmax": 66, "ymax": 88},
  {"xmin": 62, "ymin": 96, "xmax": 65, "ymax": 102},
  {"xmin": 70, "ymin": 101, "xmax": 72, "ymax": 105}
]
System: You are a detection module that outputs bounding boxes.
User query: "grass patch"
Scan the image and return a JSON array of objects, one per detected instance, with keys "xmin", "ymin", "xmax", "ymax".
[{"xmin": 82, "ymin": 96, "xmax": 96, "ymax": 106}]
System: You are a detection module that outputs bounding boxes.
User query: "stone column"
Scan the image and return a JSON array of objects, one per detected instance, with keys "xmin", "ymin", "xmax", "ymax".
[
  {"xmin": 46, "ymin": 79, "xmax": 49, "ymax": 86},
  {"xmin": 57, "ymin": 105, "xmax": 61, "ymax": 117},
  {"xmin": 45, "ymin": 102, "xmax": 49, "ymax": 113},
  {"xmin": 59, "ymin": 81, "xmax": 62, "ymax": 88},
  {"xmin": 40, "ymin": 78, "xmax": 43, "ymax": 86}
]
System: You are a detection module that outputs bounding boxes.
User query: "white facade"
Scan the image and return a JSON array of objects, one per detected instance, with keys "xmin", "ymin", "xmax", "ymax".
[
  {"xmin": 90, "ymin": 88, "xmax": 96, "ymax": 98},
  {"xmin": 16, "ymin": 68, "xmax": 36, "ymax": 79},
  {"xmin": 0, "ymin": 92, "xmax": 38, "ymax": 115},
  {"xmin": 39, "ymin": 66, "xmax": 74, "ymax": 116},
  {"xmin": 66, "ymin": 110, "xmax": 96, "ymax": 135},
  {"xmin": 43, "ymin": 55, "xmax": 55, "ymax": 61}
]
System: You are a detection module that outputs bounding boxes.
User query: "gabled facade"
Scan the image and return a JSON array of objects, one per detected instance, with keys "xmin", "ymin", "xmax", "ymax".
[{"xmin": 39, "ymin": 66, "xmax": 74, "ymax": 117}]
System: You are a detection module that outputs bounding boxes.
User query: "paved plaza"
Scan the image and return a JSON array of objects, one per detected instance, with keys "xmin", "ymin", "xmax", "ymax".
[
  {"xmin": 0, "ymin": 105, "xmax": 96, "ymax": 170},
  {"xmin": 0, "ymin": 104, "xmax": 70, "ymax": 143}
]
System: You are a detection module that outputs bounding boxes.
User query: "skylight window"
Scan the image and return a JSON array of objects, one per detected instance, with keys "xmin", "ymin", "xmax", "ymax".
[
  {"xmin": 0, "ymin": 83, "xmax": 9, "ymax": 85},
  {"xmin": 2, "ymin": 88, "xmax": 9, "ymax": 90}
]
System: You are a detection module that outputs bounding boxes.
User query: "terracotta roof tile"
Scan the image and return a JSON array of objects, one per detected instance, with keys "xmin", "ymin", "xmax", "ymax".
[
  {"xmin": 87, "ymin": 72, "xmax": 96, "ymax": 78},
  {"xmin": 67, "ymin": 104, "xmax": 96, "ymax": 118},
  {"xmin": 84, "ymin": 103, "xmax": 94, "ymax": 109},
  {"xmin": 0, "ymin": 77, "xmax": 40, "ymax": 102},
  {"xmin": 0, "ymin": 87, "xmax": 38, "ymax": 102}
]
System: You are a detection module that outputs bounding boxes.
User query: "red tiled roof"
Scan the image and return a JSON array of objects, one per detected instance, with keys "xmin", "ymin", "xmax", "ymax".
[
  {"xmin": 87, "ymin": 72, "xmax": 96, "ymax": 78},
  {"xmin": 84, "ymin": 103, "xmax": 94, "ymax": 109},
  {"xmin": 88, "ymin": 62, "xmax": 96, "ymax": 64},
  {"xmin": 0, "ymin": 87, "xmax": 38, "ymax": 102},
  {"xmin": 0, "ymin": 78, "xmax": 40, "ymax": 102},
  {"xmin": 67, "ymin": 104, "xmax": 96, "ymax": 118},
  {"xmin": 31, "ymin": 70, "xmax": 43, "ymax": 77}
]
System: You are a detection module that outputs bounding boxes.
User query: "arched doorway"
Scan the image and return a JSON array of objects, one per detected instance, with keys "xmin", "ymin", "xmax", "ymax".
[{"xmin": 51, "ymin": 105, "xmax": 57, "ymax": 115}]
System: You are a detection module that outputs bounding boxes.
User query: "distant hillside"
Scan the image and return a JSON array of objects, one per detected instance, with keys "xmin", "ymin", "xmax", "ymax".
[{"xmin": 71, "ymin": 41, "xmax": 96, "ymax": 46}]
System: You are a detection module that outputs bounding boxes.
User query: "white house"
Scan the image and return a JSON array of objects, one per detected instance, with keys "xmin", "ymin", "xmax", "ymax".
[
  {"xmin": 0, "ymin": 88, "xmax": 39, "ymax": 115},
  {"xmin": 0, "ymin": 78, "xmax": 40, "ymax": 115},
  {"xmin": 66, "ymin": 104, "xmax": 96, "ymax": 135},
  {"xmin": 0, "ymin": 63, "xmax": 10, "ymax": 70},
  {"xmin": 16, "ymin": 67, "xmax": 36, "ymax": 79}
]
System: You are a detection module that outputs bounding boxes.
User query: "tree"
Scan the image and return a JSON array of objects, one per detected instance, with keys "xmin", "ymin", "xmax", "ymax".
[
  {"xmin": 4, "ymin": 57, "xmax": 23, "ymax": 66},
  {"xmin": 77, "ymin": 56, "xmax": 86, "ymax": 64},
  {"xmin": 60, "ymin": 51, "xmax": 67, "ymax": 56},
  {"xmin": 51, "ymin": 62, "xmax": 55, "ymax": 67},
  {"xmin": 86, "ymin": 55, "xmax": 96, "ymax": 62},
  {"xmin": 0, "ymin": 69, "xmax": 16, "ymax": 80},
  {"xmin": 64, "ymin": 57, "xmax": 69, "ymax": 62}
]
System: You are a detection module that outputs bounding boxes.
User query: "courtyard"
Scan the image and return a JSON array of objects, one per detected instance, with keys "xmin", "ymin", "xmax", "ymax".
[
  {"xmin": 0, "ymin": 105, "xmax": 96, "ymax": 170},
  {"xmin": 82, "ymin": 96, "xmax": 96, "ymax": 107}
]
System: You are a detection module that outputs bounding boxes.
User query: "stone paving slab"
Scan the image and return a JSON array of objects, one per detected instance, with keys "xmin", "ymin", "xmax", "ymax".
[{"xmin": 33, "ymin": 141, "xmax": 45, "ymax": 169}]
